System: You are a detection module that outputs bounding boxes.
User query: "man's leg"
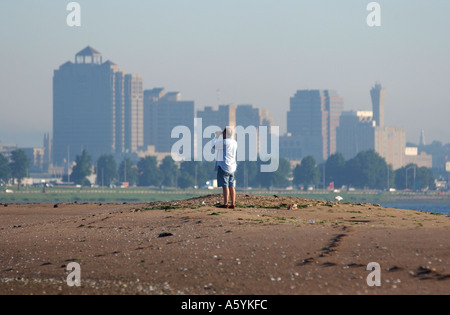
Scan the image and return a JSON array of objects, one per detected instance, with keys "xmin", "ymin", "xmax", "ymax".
[
  {"xmin": 223, "ymin": 186, "xmax": 229, "ymax": 206},
  {"xmin": 218, "ymin": 167, "xmax": 229, "ymax": 207},
  {"xmin": 229, "ymin": 187, "xmax": 236, "ymax": 208}
]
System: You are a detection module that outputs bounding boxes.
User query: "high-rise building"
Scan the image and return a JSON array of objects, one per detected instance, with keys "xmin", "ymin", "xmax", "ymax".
[
  {"xmin": 124, "ymin": 74, "xmax": 144, "ymax": 153},
  {"xmin": 196, "ymin": 104, "xmax": 274, "ymax": 161},
  {"xmin": 197, "ymin": 104, "xmax": 274, "ymax": 130},
  {"xmin": 236, "ymin": 105, "xmax": 257, "ymax": 128},
  {"xmin": 371, "ymin": 83, "xmax": 405, "ymax": 169},
  {"xmin": 287, "ymin": 90, "xmax": 343, "ymax": 162},
  {"xmin": 336, "ymin": 111, "xmax": 376, "ymax": 161},
  {"xmin": 143, "ymin": 88, "xmax": 195, "ymax": 153},
  {"xmin": 335, "ymin": 84, "xmax": 406, "ymax": 170},
  {"xmin": 143, "ymin": 88, "xmax": 165, "ymax": 148},
  {"xmin": 196, "ymin": 105, "xmax": 236, "ymax": 160},
  {"xmin": 279, "ymin": 134, "xmax": 303, "ymax": 161},
  {"xmin": 235, "ymin": 104, "xmax": 274, "ymax": 161},
  {"xmin": 374, "ymin": 126, "xmax": 406, "ymax": 170},
  {"xmin": 236, "ymin": 104, "xmax": 273, "ymax": 128},
  {"xmin": 371, "ymin": 83, "xmax": 386, "ymax": 128},
  {"xmin": 197, "ymin": 105, "xmax": 236, "ymax": 130},
  {"xmin": 53, "ymin": 47, "xmax": 143, "ymax": 165},
  {"xmin": 43, "ymin": 133, "xmax": 52, "ymax": 170}
]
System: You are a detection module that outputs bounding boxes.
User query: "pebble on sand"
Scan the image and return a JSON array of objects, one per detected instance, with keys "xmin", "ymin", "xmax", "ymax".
[{"xmin": 158, "ymin": 232, "xmax": 174, "ymax": 238}]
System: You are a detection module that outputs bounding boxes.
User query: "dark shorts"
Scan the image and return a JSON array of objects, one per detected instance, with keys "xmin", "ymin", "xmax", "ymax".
[{"xmin": 217, "ymin": 167, "xmax": 235, "ymax": 188}]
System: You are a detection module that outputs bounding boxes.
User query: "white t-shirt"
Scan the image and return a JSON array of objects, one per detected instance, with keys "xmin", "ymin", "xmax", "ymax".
[{"xmin": 212, "ymin": 137, "xmax": 238, "ymax": 174}]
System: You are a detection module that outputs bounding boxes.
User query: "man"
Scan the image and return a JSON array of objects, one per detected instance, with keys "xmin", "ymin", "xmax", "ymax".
[{"xmin": 213, "ymin": 126, "xmax": 238, "ymax": 209}]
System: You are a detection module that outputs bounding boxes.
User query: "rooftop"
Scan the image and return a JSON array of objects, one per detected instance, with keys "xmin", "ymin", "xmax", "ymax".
[{"xmin": 76, "ymin": 46, "xmax": 102, "ymax": 57}]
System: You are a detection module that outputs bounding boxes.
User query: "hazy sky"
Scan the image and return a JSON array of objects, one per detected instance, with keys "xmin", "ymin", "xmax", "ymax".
[{"xmin": 1, "ymin": 0, "xmax": 449, "ymax": 147}]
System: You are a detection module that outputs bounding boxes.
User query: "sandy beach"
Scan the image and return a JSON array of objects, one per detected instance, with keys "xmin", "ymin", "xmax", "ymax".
[{"xmin": 0, "ymin": 194, "xmax": 449, "ymax": 295}]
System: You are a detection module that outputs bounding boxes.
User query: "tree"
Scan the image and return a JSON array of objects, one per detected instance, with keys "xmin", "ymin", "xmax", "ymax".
[
  {"xmin": 178, "ymin": 171, "xmax": 195, "ymax": 189},
  {"xmin": 71, "ymin": 150, "xmax": 92, "ymax": 186},
  {"xmin": 293, "ymin": 156, "xmax": 319, "ymax": 187},
  {"xmin": 325, "ymin": 153, "xmax": 346, "ymax": 188},
  {"xmin": 118, "ymin": 158, "xmax": 138, "ymax": 186},
  {"xmin": 176, "ymin": 161, "xmax": 217, "ymax": 189},
  {"xmin": 235, "ymin": 161, "xmax": 260, "ymax": 188},
  {"xmin": 415, "ymin": 166, "xmax": 436, "ymax": 190},
  {"xmin": 257, "ymin": 158, "xmax": 291, "ymax": 189},
  {"xmin": 203, "ymin": 161, "xmax": 217, "ymax": 184},
  {"xmin": 138, "ymin": 156, "xmax": 163, "ymax": 187},
  {"xmin": 345, "ymin": 150, "xmax": 388, "ymax": 189},
  {"xmin": 0, "ymin": 153, "xmax": 11, "ymax": 185},
  {"xmin": 96, "ymin": 155, "xmax": 117, "ymax": 187},
  {"xmin": 9, "ymin": 149, "xmax": 30, "ymax": 190},
  {"xmin": 395, "ymin": 164, "xmax": 435, "ymax": 191},
  {"xmin": 415, "ymin": 167, "xmax": 436, "ymax": 190},
  {"xmin": 159, "ymin": 156, "xmax": 179, "ymax": 187},
  {"xmin": 180, "ymin": 161, "xmax": 208, "ymax": 188}
]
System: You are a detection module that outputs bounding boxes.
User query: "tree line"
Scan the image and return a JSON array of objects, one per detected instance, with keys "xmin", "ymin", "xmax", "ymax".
[
  {"xmin": 65, "ymin": 150, "xmax": 292, "ymax": 189},
  {"xmin": 293, "ymin": 151, "xmax": 436, "ymax": 191},
  {"xmin": 0, "ymin": 150, "xmax": 30, "ymax": 190},
  {"xmin": 0, "ymin": 149, "xmax": 437, "ymax": 191},
  {"xmin": 65, "ymin": 149, "xmax": 436, "ymax": 191}
]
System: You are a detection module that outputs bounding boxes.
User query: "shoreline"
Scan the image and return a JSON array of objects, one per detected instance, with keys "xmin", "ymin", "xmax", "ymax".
[{"xmin": 1, "ymin": 187, "xmax": 449, "ymax": 204}]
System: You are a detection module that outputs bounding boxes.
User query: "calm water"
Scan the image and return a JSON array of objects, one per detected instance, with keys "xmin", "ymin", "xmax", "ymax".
[{"xmin": 381, "ymin": 202, "xmax": 450, "ymax": 216}]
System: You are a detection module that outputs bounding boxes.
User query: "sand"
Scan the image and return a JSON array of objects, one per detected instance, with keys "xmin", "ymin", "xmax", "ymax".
[{"xmin": 0, "ymin": 194, "xmax": 449, "ymax": 295}]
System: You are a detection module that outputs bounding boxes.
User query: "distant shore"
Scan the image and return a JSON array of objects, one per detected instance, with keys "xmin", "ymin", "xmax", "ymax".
[{"xmin": 1, "ymin": 186, "xmax": 449, "ymax": 206}]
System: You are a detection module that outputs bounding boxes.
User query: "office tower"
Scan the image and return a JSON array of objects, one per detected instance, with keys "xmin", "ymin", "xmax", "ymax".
[
  {"xmin": 43, "ymin": 133, "xmax": 52, "ymax": 170},
  {"xmin": 143, "ymin": 88, "xmax": 165, "ymax": 148},
  {"xmin": 236, "ymin": 104, "xmax": 273, "ymax": 128},
  {"xmin": 370, "ymin": 83, "xmax": 405, "ymax": 169},
  {"xmin": 287, "ymin": 90, "xmax": 343, "ymax": 162},
  {"xmin": 53, "ymin": 47, "xmax": 143, "ymax": 166},
  {"xmin": 235, "ymin": 104, "xmax": 274, "ymax": 161},
  {"xmin": 279, "ymin": 135, "xmax": 303, "ymax": 161},
  {"xmin": 327, "ymin": 91, "xmax": 345, "ymax": 156},
  {"xmin": 143, "ymin": 88, "xmax": 195, "ymax": 153},
  {"xmin": 195, "ymin": 105, "xmax": 236, "ymax": 160},
  {"xmin": 124, "ymin": 74, "xmax": 144, "ymax": 153},
  {"xmin": 374, "ymin": 126, "xmax": 406, "ymax": 170},
  {"xmin": 259, "ymin": 108, "xmax": 273, "ymax": 128},
  {"xmin": 335, "ymin": 84, "xmax": 406, "ymax": 170},
  {"xmin": 371, "ymin": 83, "xmax": 386, "ymax": 128},
  {"xmin": 197, "ymin": 105, "xmax": 236, "ymax": 130},
  {"xmin": 336, "ymin": 111, "xmax": 376, "ymax": 160}
]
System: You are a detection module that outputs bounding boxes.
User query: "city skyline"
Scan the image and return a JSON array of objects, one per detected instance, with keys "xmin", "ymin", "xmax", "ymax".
[
  {"xmin": 1, "ymin": 1, "xmax": 450, "ymax": 147},
  {"xmin": 46, "ymin": 42, "xmax": 419, "ymax": 172}
]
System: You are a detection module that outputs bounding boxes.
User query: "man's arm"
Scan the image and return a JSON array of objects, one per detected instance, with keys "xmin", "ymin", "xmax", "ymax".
[{"xmin": 212, "ymin": 131, "xmax": 224, "ymax": 149}]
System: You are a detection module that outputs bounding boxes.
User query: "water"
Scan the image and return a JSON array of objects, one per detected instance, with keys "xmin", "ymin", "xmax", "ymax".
[{"xmin": 381, "ymin": 202, "xmax": 450, "ymax": 216}]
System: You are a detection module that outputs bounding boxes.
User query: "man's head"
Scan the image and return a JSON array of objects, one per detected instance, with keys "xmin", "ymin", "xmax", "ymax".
[{"xmin": 223, "ymin": 126, "xmax": 234, "ymax": 139}]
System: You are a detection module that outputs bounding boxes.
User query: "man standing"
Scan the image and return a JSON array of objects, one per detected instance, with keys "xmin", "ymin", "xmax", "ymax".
[{"xmin": 213, "ymin": 127, "xmax": 238, "ymax": 209}]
